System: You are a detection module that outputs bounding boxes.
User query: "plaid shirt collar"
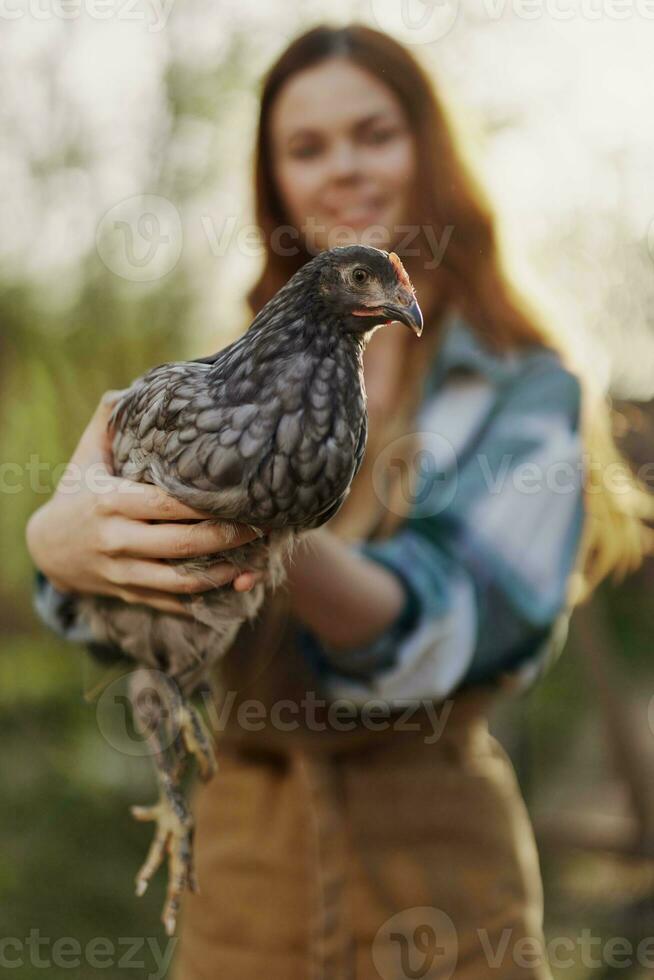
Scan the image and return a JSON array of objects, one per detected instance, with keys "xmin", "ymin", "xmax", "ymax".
[{"xmin": 424, "ymin": 310, "xmax": 552, "ymax": 396}]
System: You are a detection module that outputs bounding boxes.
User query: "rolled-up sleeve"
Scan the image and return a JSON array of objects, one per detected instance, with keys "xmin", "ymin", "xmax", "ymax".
[
  {"xmin": 297, "ymin": 360, "xmax": 584, "ymax": 704},
  {"xmin": 33, "ymin": 569, "xmax": 96, "ymax": 643},
  {"xmin": 32, "ymin": 569, "xmax": 125, "ymax": 664}
]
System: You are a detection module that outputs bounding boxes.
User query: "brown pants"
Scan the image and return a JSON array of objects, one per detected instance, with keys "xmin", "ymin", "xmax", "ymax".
[{"xmin": 172, "ymin": 692, "xmax": 553, "ymax": 980}]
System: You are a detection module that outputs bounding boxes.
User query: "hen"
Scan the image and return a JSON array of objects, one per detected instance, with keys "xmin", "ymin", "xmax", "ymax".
[{"xmin": 76, "ymin": 244, "xmax": 422, "ymax": 932}]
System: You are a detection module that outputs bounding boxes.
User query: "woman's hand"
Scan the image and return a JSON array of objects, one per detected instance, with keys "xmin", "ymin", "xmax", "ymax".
[{"xmin": 26, "ymin": 391, "xmax": 263, "ymax": 619}]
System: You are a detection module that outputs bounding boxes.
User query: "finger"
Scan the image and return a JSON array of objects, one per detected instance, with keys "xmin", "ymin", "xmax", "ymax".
[
  {"xmin": 106, "ymin": 485, "xmax": 264, "ymax": 544},
  {"xmin": 113, "ymin": 586, "xmax": 195, "ymax": 618},
  {"xmin": 111, "ymin": 559, "xmax": 239, "ymax": 595},
  {"xmin": 233, "ymin": 571, "xmax": 263, "ymax": 592},
  {"xmin": 107, "ymin": 516, "xmax": 263, "ymax": 558},
  {"xmin": 104, "ymin": 481, "xmax": 221, "ymax": 522}
]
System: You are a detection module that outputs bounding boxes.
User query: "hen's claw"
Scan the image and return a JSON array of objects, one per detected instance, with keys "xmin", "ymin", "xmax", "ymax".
[
  {"xmin": 131, "ymin": 773, "xmax": 196, "ymax": 936},
  {"xmin": 131, "ymin": 807, "xmax": 167, "ymax": 896}
]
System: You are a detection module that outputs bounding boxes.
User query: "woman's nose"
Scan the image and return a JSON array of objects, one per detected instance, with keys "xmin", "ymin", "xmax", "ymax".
[{"xmin": 326, "ymin": 139, "xmax": 361, "ymax": 179}]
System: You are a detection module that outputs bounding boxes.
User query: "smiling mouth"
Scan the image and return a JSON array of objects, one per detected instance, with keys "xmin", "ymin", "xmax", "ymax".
[{"xmin": 323, "ymin": 198, "xmax": 386, "ymax": 225}]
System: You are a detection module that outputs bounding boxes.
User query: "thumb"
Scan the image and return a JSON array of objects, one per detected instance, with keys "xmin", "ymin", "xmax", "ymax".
[{"xmin": 71, "ymin": 389, "xmax": 128, "ymax": 470}]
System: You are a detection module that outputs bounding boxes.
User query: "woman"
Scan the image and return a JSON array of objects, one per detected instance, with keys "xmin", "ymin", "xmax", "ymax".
[{"xmin": 27, "ymin": 24, "xmax": 653, "ymax": 980}]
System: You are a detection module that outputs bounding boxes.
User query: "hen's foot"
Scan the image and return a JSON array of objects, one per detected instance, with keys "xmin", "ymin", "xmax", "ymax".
[{"xmin": 131, "ymin": 772, "xmax": 197, "ymax": 936}]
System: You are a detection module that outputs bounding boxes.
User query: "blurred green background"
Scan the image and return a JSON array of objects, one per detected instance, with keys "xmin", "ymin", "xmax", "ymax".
[{"xmin": 2, "ymin": 2, "xmax": 654, "ymax": 977}]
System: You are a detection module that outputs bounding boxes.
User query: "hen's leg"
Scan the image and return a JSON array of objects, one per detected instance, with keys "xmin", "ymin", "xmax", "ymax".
[{"xmin": 129, "ymin": 673, "xmax": 216, "ymax": 935}]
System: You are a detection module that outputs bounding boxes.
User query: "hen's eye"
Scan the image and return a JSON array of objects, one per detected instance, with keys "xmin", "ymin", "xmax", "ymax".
[{"xmin": 352, "ymin": 267, "xmax": 370, "ymax": 285}]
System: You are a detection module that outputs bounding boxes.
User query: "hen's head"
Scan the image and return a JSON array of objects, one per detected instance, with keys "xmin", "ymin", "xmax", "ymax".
[{"xmin": 313, "ymin": 245, "xmax": 423, "ymax": 339}]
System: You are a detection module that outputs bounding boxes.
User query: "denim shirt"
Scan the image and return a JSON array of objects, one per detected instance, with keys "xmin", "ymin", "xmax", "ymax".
[{"xmin": 32, "ymin": 313, "xmax": 584, "ymax": 703}]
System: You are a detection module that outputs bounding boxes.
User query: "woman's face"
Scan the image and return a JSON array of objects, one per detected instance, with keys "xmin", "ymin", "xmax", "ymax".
[{"xmin": 270, "ymin": 57, "xmax": 417, "ymax": 254}]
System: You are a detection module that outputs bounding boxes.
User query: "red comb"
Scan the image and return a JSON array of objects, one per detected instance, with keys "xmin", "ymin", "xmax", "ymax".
[{"xmin": 389, "ymin": 251, "xmax": 413, "ymax": 291}]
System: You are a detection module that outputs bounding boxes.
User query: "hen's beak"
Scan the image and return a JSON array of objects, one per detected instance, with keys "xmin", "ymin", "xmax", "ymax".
[{"xmin": 384, "ymin": 296, "xmax": 423, "ymax": 337}]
